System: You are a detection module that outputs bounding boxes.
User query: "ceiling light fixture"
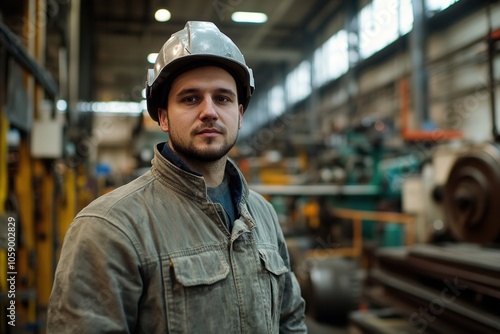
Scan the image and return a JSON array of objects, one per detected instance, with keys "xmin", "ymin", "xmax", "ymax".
[
  {"xmin": 154, "ymin": 8, "xmax": 171, "ymax": 22},
  {"xmin": 231, "ymin": 11, "xmax": 268, "ymax": 24}
]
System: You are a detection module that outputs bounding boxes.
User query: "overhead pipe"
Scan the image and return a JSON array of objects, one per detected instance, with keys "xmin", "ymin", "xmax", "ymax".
[
  {"xmin": 487, "ymin": 11, "xmax": 500, "ymax": 142},
  {"xmin": 400, "ymin": 77, "xmax": 462, "ymax": 141},
  {"xmin": 345, "ymin": 0, "xmax": 359, "ymax": 118},
  {"xmin": 410, "ymin": 0, "xmax": 428, "ymax": 129},
  {"xmin": 401, "ymin": 0, "xmax": 461, "ymax": 141}
]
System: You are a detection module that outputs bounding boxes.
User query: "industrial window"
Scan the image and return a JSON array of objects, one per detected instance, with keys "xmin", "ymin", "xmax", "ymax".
[
  {"xmin": 313, "ymin": 29, "xmax": 349, "ymax": 88},
  {"xmin": 240, "ymin": 94, "xmax": 264, "ymax": 138},
  {"xmin": 286, "ymin": 60, "xmax": 311, "ymax": 105},
  {"xmin": 268, "ymin": 84, "xmax": 285, "ymax": 117},
  {"xmin": 426, "ymin": 0, "xmax": 460, "ymax": 13},
  {"xmin": 77, "ymin": 101, "xmax": 143, "ymax": 114},
  {"xmin": 359, "ymin": 0, "xmax": 415, "ymax": 59},
  {"xmin": 399, "ymin": 0, "xmax": 413, "ymax": 35}
]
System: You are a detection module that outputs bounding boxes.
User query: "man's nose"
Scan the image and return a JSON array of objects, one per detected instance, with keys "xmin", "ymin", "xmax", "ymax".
[{"xmin": 199, "ymin": 97, "xmax": 219, "ymax": 120}]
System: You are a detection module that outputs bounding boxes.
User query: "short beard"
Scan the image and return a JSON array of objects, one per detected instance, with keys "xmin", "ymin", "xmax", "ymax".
[
  {"xmin": 166, "ymin": 113, "xmax": 241, "ymax": 164},
  {"xmin": 169, "ymin": 136, "xmax": 236, "ymax": 163}
]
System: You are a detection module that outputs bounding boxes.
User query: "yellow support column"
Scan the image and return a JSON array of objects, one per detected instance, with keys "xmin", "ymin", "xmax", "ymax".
[
  {"xmin": 34, "ymin": 161, "xmax": 54, "ymax": 306},
  {"xmin": 32, "ymin": 0, "xmax": 55, "ymax": 312},
  {"xmin": 14, "ymin": 138, "xmax": 37, "ymax": 327},
  {"xmin": 57, "ymin": 167, "xmax": 76, "ymax": 248}
]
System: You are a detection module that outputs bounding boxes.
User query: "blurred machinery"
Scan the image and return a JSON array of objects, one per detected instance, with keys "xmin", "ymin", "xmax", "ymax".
[
  {"xmin": 253, "ymin": 33, "xmax": 500, "ymax": 329},
  {"xmin": 251, "ymin": 181, "xmax": 417, "ymax": 326},
  {"xmin": 349, "ymin": 26, "xmax": 500, "ymax": 333},
  {"xmin": 353, "ymin": 144, "xmax": 500, "ymax": 333},
  {"xmin": 443, "ymin": 142, "xmax": 500, "ymax": 244}
]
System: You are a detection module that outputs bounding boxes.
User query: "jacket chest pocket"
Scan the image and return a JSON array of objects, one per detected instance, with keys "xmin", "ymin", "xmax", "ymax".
[
  {"xmin": 163, "ymin": 250, "xmax": 231, "ymax": 334},
  {"xmin": 258, "ymin": 248, "xmax": 289, "ymax": 325}
]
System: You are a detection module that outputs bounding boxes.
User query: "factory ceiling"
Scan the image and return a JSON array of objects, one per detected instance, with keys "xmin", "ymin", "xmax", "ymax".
[
  {"xmin": 86, "ymin": 0, "xmax": 343, "ymax": 104},
  {"xmin": 1, "ymin": 0, "xmax": 345, "ymax": 151},
  {"xmin": 2, "ymin": 0, "xmax": 490, "ymax": 153},
  {"xmin": 1, "ymin": 0, "xmax": 342, "ymax": 102}
]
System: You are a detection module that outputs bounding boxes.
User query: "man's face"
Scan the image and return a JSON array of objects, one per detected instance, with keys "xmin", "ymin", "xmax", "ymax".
[{"xmin": 158, "ymin": 66, "xmax": 243, "ymax": 163}]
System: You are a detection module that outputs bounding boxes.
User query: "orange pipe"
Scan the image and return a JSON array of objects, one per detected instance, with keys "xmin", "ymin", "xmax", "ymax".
[
  {"xmin": 490, "ymin": 28, "xmax": 500, "ymax": 41},
  {"xmin": 400, "ymin": 77, "xmax": 462, "ymax": 141}
]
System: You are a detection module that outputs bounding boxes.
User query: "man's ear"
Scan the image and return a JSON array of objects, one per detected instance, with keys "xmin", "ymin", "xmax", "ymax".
[
  {"xmin": 158, "ymin": 108, "xmax": 169, "ymax": 132},
  {"xmin": 238, "ymin": 105, "xmax": 244, "ymax": 129}
]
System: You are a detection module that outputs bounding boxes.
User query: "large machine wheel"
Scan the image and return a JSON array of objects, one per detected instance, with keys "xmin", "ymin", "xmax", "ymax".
[
  {"xmin": 302, "ymin": 257, "xmax": 362, "ymax": 325},
  {"xmin": 443, "ymin": 143, "xmax": 500, "ymax": 243}
]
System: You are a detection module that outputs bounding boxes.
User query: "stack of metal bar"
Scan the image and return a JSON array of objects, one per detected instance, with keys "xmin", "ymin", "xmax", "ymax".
[{"xmin": 360, "ymin": 244, "xmax": 500, "ymax": 334}]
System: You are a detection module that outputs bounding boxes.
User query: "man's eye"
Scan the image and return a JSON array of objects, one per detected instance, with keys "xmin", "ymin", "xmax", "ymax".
[
  {"xmin": 182, "ymin": 96, "xmax": 198, "ymax": 103},
  {"xmin": 216, "ymin": 96, "xmax": 230, "ymax": 103}
]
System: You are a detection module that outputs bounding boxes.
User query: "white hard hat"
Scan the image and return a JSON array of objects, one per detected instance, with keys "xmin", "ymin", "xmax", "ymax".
[{"xmin": 146, "ymin": 21, "xmax": 255, "ymax": 122}]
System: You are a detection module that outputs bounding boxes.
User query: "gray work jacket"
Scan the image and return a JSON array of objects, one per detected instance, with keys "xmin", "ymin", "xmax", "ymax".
[{"xmin": 47, "ymin": 144, "xmax": 307, "ymax": 333}]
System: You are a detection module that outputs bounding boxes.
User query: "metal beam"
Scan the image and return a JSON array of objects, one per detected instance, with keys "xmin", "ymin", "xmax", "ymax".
[
  {"xmin": 0, "ymin": 21, "xmax": 58, "ymax": 98},
  {"xmin": 241, "ymin": 48, "xmax": 302, "ymax": 63},
  {"xmin": 243, "ymin": 0, "xmax": 297, "ymax": 50},
  {"xmin": 68, "ymin": 0, "xmax": 81, "ymax": 125},
  {"xmin": 249, "ymin": 184, "xmax": 379, "ymax": 196},
  {"xmin": 410, "ymin": 0, "xmax": 429, "ymax": 127}
]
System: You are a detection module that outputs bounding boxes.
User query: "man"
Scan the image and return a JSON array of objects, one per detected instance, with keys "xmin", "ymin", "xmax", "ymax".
[{"xmin": 47, "ymin": 21, "xmax": 307, "ymax": 333}]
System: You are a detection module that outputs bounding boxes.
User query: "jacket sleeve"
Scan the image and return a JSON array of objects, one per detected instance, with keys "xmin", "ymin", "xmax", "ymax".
[
  {"xmin": 268, "ymin": 204, "xmax": 308, "ymax": 333},
  {"xmin": 47, "ymin": 216, "xmax": 144, "ymax": 333}
]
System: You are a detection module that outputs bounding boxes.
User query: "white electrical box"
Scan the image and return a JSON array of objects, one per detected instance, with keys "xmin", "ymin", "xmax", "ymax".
[
  {"xmin": 402, "ymin": 177, "xmax": 425, "ymax": 213},
  {"xmin": 31, "ymin": 120, "xmax": 63, "ymax": 158}
]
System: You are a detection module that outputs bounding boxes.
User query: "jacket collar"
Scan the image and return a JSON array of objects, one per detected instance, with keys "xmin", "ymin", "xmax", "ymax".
[
  {"xmin": 160, "ymin": 141, "xmax": 202, "ymax": 177},
  {"xmin": 151, "ymin": 142, "xmax": 248, "ymax": 207}
]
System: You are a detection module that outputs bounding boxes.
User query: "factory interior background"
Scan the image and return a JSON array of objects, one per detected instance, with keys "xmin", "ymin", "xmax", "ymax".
[{"xmin": 1, "ymin": 0, "xmax": 500, "ymax": 333}]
